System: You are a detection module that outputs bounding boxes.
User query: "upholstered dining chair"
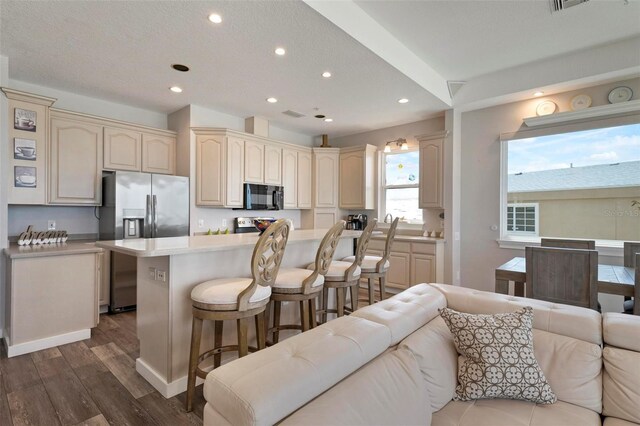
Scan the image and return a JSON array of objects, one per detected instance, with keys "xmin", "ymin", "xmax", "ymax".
[
  {"xmin": 623, "ymin": 243, "xmax": 640, "ymax": 314},
  {"xmin": 341, "ymin": 217, "xmax": 399, "ymax": 304},
  {"xmin": 185, "ymin": 219, "xmax": 290, "ymax": 411},
  {"xmin": 268, "ymin": 221, "xmax": 345, "ymax": 343},
  {"xmin": 541, "ymin": 238, "xmax": 596, "ymax": 250},
  {"xmin": 525, "ymin": 246, "xmax": 598, "ymax": 311}
]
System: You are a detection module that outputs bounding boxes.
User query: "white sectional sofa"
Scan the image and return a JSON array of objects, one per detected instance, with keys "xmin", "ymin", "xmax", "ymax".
[{"xmin": 202, "ymin": 284, "xmax": 640, "ymax": 426}]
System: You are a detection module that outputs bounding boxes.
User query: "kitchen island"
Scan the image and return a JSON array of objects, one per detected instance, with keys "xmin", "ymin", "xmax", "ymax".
[{"xmin": 96, "ymin": 229, "xmax": 359, "ymax": 398}]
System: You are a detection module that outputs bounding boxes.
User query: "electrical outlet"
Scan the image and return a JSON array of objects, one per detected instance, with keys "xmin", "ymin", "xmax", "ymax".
[
  {"xmin": 156, "ymin": 270, "xmax": 166, "ymax": 282},
  {"xmin": 198, "ymin": 219, "xmax": 204, "ymax": 228},
  {"xmin": 148, "ymin": 267, "xmax": 157, "ymax": 280},
  {"xmin": 47, "ymin": 220, "xmax": 56, "ymax": 230},
  {"xmin": 221, "ymin": 219, "xmax": 227, "ymax": 227}
]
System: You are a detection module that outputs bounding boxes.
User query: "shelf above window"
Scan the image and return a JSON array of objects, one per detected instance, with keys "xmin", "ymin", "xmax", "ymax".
[{"xmin": 523, "ymin": 99, "xmax": 640, "ymax": 128}]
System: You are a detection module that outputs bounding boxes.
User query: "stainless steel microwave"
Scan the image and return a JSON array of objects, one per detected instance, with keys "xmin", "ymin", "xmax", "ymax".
[{"xmin": 242, "ymin": 183, "xmax": 284, "ymax": 210}]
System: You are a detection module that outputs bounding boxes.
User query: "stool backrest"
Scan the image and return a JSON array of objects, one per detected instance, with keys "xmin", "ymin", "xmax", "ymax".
[
  {"xmin": 238, "ymin": 219, "xmax": 290, "ymax": 311},
  {"xmin": 345, "ymin": 218, "xmax": 378, "ymax": 281},
  {"xmin": 377, "ymin": 217, "xmax": 399, "ymax": 272},
  {"xmin": 624, "ymin": 242, "xmax": 640, "ymax": 268},
  {"xmin": 304, "ymin": 221, "xmax": 346, "ymax": 294},
  {"xmin": 541, "ymin": 238, "xmax": 595, "ymax": 250}
]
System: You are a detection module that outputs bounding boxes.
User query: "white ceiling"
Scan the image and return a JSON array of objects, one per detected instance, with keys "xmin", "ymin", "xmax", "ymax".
[{"xmin": 1, "ymin": 0, "xmax": 638, "ymax": 138}]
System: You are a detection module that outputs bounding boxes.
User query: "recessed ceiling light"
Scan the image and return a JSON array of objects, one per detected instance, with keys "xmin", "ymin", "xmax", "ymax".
[
  {"xmin": 208, "ymin": 13, "xmax": 222, "ymax": 24},
  {"xmin": 170, "ymin": 86, "xmax": 183, "ymax": 93},
  {"xmin": 171, "ymin": 64, "xmax": 190, "ymax": 72},
  {"xmin": 324, "ymin": 118, "xmax": 333, "ymax": 122},
  {"xmin": 534, "ymin": 91, "xmax": 544, "ymax": 97},
  {"xmin": 314, "ymin": 114, "xmax": 326, "ymax": 119},
  {"xmin": 322, "ymin": 71, "xmax": 332, "ymax": 78},
  {"xmin": 266, "ymin": 97, "xmax": 278, "ymax": 103},
  {"xmin": 275, "ymin": 47, "xmax": 286, "ymax": 56},
  {"xmin": 398, "ymin": 98, "xmax": 409, "ymax": 104}
]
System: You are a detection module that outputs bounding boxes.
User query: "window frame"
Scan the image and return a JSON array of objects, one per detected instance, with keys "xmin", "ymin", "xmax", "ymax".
[
  {"xmin": 379, "ymin": 148, "xmax": 423, "ymax": 226},
  {"xmin": 506, "ymin": 202, "xmax": 539, "ymax": 236}
]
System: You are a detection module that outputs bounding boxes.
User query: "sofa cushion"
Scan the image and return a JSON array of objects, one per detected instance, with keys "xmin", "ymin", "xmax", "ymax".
[
  {"xmin": 352, "ymin": 283, "xmax": 447, "ymax": 345},
  {"xmin": 604, "ymin": 312, "xmax": 640, "ymax": 352},
  {"xmin": 204, "ymin": 315, "xmax": 392, "ymax": 426},
  {"xmin": 400, "ymin": 316, "xmax": 458, "ymax": 412},
  {"xmin": 280, "ymin": 349, "xmax": 431, "ymax": 425},
  {"xmin": 532, "ymin": 328, "xmax": 602, "ymax": 412},
  {"xmin": 431, "ymin": 284, "xmax": 602, "ymax": 345},
  {"xmin": 431, "ymin": 399, "xmax": 601, "ymax": 426},
  {"xmin": 440, "ymin": 306, "xmax": 556, "ymax": 404},
  {"xmin": 603, "ymin": 346, "xmax": 640, "ymax": 424},
  {"xmin": 603, "ymin": 417, "xmax": 640, "ymax": 426}
]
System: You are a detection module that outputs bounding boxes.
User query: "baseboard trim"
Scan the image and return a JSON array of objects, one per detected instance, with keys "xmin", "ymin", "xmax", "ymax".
[
  {"xmin": 136, "ymin": 358, "xmax": 203, "ymax": 399},
  {"xmin": 6, "ymin": 329, "xmax": 90, "ymax": 358}
]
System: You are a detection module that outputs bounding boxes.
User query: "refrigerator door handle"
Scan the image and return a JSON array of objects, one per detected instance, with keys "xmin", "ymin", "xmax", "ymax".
[
  {"xmin": 152, "ymin": 195, "xmax": 158, "ymax": 238},
  {"xmin": 145, "ymin": 194, "xmax": 152, "ymax": 238}
]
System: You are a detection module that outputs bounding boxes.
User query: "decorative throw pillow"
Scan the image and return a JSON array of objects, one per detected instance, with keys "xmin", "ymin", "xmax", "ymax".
[{"xmin": 439, "ymin": 306, "xmax": 556, "ymax": 404}]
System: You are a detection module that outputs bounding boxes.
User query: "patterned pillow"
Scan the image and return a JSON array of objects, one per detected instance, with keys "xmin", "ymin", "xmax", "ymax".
[{"xmin": 439, "ymin": 306, "xmax": 556, "ymax": 404}]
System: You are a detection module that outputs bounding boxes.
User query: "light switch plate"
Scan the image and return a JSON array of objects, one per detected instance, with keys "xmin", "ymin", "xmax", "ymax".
[
  {"xmin": 198, "ymin": 219, "xmax": 204, "ymax": 228},
  {"xmin": 156, "ymin": 270, "xmax": 166, "ymax": 282}
]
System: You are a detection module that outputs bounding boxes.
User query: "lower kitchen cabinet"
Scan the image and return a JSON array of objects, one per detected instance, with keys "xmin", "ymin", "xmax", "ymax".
[
  {"xmin": 100, "ymin": 249, "xmax": 111, "ymax": 307},
  {"xmin": 411, "ymin": 253, "xmax": 435, "ymax": 284}
]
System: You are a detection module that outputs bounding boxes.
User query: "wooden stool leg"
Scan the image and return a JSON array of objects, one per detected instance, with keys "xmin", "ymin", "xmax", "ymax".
[
  {"xmin": 237, "ymin": 318, "xmax": 249, "ymax": 357},
  {"xmin": 264, "ymin": 302, "xmax": 271, "ymax": 340},
  {"xmin": 337, "ymin": 287, "xmax": 345, "ymax": 317},
  {"xmin": 186, "ymin": 315, "xmax": 203, "ymax": 412},
  {"xmin": 322, "ymin": 288, "xmax": 329, "ymax": 323},
  {"xmin": 351, "ymin": 282, "xmax": 359, "ymax": 312},
  {"xmin": 379, "ymin": 276, "xmax": 387, "ymax": 301},
  {"xmin": 273, "ymin": 301, "xmax": 282, "ymax": 343},
  {"xmin": 309, "ymin": 298, "xmax": 318, "ymax": 329},
  {"xmin": 300, "ymin": 300, "xmax": 310, "ymax": 332},
  {"xmin": 255, "ymin": 311, "xmax": 266, "ymax": 350},
  {"xmin": 368, "ymin": 278, "xmax": 375, "ymax": 305},
  {"xmin": 213, "ymin": 320, "xmax": 223, "ymax": 368}
]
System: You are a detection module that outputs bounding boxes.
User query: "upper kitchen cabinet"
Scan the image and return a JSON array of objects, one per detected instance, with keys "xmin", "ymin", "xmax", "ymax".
[
  {"xmin": 418, "ymin": 131, "xmax": 446, "ymax": 209},
  {"xmin": 282, "ymin": 148, "xmax": 298, "ymax": 209},
  {"xmin": 244, "ymin": 140, "xmax": 265, "ymax": 184},
  {"xmin": 297, "ymin": 150, "xmax": 312, "ymax": 209},
  {"xmin": 313, "ymin": 148, "xmax": 340, "ymax": 208},
  {"xmin": 142, "ymin": 133, "xmax": 176, "ymax": 175},
  {"xmin": 264, "ymin": 144, "xmax": 282, "ymax": 185},
  {"xmin": 339, "ymin": 144, "xmax": 376, "ymax": 209},
  {"xmin": 2, "ymin": 88, "xmax": 56, "ymax": 205},
  {"xmin": 49, "ymin": 110, "xmax": 103, "ymax": 205},
  {"xmin": 103, "ymin": 126, "xmax": 142, "ymax": 171}
]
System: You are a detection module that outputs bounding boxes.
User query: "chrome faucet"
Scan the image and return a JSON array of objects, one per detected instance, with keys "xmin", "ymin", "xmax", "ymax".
[{"xmin": 384, "ymin": 213, "xmax": 393, "ymax": 224}]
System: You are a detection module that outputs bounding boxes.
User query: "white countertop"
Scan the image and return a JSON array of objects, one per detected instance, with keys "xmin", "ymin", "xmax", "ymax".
[
  {"xmin": 95, "ymin": 229, "xmax": 362, "ymax": 257},
  {"xmin": 4, "ymin": 241, "xmax": 103, "ymax": 259}
]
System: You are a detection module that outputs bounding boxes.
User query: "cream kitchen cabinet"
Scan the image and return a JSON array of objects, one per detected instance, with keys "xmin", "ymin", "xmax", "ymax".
[
  {"xmin": 418, "ymin": 132, "xmax": 446, "ymax": 209},
  {"xmin": 297, "ymin": 150, "xmax": 312, "ymax": 209},
  {"xmin": 103, "ymin": 126, "xmax": 142, "ymax": 171},
  {"xmin": 282, "ymin": 148, "xmax": 298, "ymax": 208},
  {"xmin": 225, "ymin": 136, "xmax": 245, "ymax": 207},
  {"xmin": 244, "ymin": 140, "xmax": 265, "ymax": 183},
  {"xmin": 313, "ymin": 148, "xmax": 340, "ymax": 208},
  {"xmin": 100, "ymin": 249, "xmax": 111, "ymax": 307},
  {"xmin": 411, "ymin": 253, "xmax": 435, "ymax": 284},
  {"xmin": 339, "ymin": 144, "xmax": 376, "ymax": 209},
  {"xmin": 264, "ymin": 144, "xmax": 282, "ymax": 185},
  {"xmin": 142, "ymin": 133, "xmax": 176, "ymax": 175},
  {"xmin": 49, "ymin": 113, "xmax": 103, "ymax": 205}
]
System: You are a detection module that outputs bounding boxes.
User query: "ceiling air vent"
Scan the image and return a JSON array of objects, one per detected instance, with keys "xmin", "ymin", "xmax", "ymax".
[
  {"xmin": 551, "ymin": 0, "xmax": 589, "ymax": 12},
  {"xmin": 282, "ymin": 110, "xmax": 305, "ymax": 118}
]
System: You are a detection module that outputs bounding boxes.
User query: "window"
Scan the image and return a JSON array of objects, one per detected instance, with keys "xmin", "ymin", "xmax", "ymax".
[
  {"xmin": 507, "ymin": 203, "xmax": 539, "ymax": 235},
  {"xmin": 381, "ymin": 150, "xmax": 422, "ymax": 224},
  {"xmin": 502, "ymin": 123, "xmax": 640, "ymax": 242}
]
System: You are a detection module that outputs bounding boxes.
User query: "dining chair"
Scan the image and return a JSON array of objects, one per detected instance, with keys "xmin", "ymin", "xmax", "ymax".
[
  {"xmin": 525, "ymin": 246, "xmax": 598, "ymax": 310},
  {"xmin": 541, "ymin": 238, "xmax": 596, "ymax": 250},
  {"xmin": 623, "ymin": 244, "xmax": 640, "ymax": 314}
]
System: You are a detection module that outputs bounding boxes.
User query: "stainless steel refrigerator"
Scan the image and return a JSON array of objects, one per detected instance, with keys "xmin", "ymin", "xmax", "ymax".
[{"xmin": 99, "ymin": 171, "xmax": 189, "ymax": 312}]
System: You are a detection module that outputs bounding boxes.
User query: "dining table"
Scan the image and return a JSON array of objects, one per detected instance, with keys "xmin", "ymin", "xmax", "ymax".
[{"xmin": 495, "ymin": 257, "xmax": 637, "ymax": 313}]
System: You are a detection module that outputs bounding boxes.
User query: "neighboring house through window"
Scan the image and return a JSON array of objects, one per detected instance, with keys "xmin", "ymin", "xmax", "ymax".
[{"xmin": 381, "ymin": 149, "xmax": 422, "ymax": 224}]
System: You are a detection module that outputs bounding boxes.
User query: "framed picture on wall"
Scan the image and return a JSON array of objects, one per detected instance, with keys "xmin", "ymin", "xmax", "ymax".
[
  {"xmin": 14, "ymin": 108, "xmax": 37, "ymax": 132},
  {"xmin": 15, "ymin": 166, "xmax": 37, "ymax": 188},
  {"xmin": 14, "ymin": 138, "xmax": 37, "ymax": 161}
]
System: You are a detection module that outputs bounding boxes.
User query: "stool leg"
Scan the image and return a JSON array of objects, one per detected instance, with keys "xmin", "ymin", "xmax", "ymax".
[
  {"xmin": 273, "ymin": 301, "xmax": 282, "ymax": 344},
  {"xmin": 309, "ymin": 298, "xmax": 318, "ymax": 328},
  {"xmin": 213, "ymin": 320, "xmax": 223, "ymax": 368},
  {"xmin": 322, "ymin": 288, "xmax": 329, "ymax": 323},
  {"xmin": 337, "ymin": 287, "xmax": 345, "ymax": 317},
  {"xmin": 379, "ymin": 276, "xmax": 387, "ymax": 301},
  {"xmin": 255, "ymin": 311, "xmax": 266, "ymax": 350},
  {"xmin": 351, "ymin": 282, "xmax": 359, "ymax": 312},
  {"xmin": 264, "ymin": 302, "xmax": 271, "ymax": 342},
  {"xmin": 186, "ymin": 315, "xmax": 203, "ymax": 412},
  {"xmin": 237, "ymin": 318, "xmax": 249, "ymax": 357},
  {"xmin": 368, "ymin": 278, "xmax": 375, "ymax": 305},
  {"xmin": 300, "ymin": 300, "xmax": 310, "ymax": 332}
]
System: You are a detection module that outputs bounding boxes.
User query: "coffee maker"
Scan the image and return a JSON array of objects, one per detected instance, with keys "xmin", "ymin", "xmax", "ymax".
[{"xmin": 347, "ymin": 214, "xmax": 368, "ymax": 230}]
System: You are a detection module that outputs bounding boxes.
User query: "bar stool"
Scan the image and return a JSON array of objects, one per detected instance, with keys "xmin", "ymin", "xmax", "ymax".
[
  {"xmin": 313, "ymin": 219, "xmax": 377, "ymax": 322},
  {"xmin": 185, "ymin": 219, "xmax": 290, "ymax": 412},
  {"xmin": 269, "ymin": 221, "xmax": 345, "ymax": 343},
  {"xmin": 342, "ymin": 217, "xmax": 399, "ymax": 304}
]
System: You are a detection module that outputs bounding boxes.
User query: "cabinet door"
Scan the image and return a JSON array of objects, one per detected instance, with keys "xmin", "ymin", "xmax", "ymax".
[
  {"xmin": 142, "ymin": 134, "xmax": 175, "ymax": 175},
  {"xmin": 314, "ymin": 209, "xmax": 338, "ymax": 229},
  {"xmin": 196, "ymin": 135, "xmax": 224, "ymax": 206},
  {"xmin": 411, "ymin": 253, "xmax": 435, "ymax": 285},
  {"xmin": 99, "ymin": 250, "xmax": 110, "ymax": 307},
  {"xmin": 264, "ymin": 144, "xmax": 282, "ymax": 185},
  {"xmin": 419, "ymin": 138, "xmax": 443, "ymax": 208},
  {"xmin": 49, "ymin": 118, "xmax": 103, "ymax": 204},
  {"xmin": 244, "ymin": 140, "xmax": 265, "ymax": 183},
  {"xmin": 282, "ymin": 148, "xmax": 298, "ymax": 208},
  {"xmin": 339, "ymin": 151, "xmax": 364, "ymax": 209},
  {"xmin": 314, "ymin": 152, "xmax": 339, "ymax": 208},
  {"xmin": 225, "ymin": 136, "xmax": 244, "ymax": 207},
  {"xmin": 386, "ymin": 252, "xmax": 411, "ymax": 290},
  {"xmin": 103, "ymin": 127, "xmax": 141, "ymax": 171},
  {"xmin": 297, "ymin": 151, "xmax": 312, "ymax": 209}
]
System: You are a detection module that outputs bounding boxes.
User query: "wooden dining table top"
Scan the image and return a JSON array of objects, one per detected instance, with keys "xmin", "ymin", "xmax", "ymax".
[{"xmin": 495, "ymin": 256, "xmax": 635, "ymax": 297}]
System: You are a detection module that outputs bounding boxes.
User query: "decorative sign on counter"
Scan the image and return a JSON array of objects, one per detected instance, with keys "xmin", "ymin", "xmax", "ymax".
[{"xmin": 17, "ymin": 225, "xmax": 68, "ymax": 246}]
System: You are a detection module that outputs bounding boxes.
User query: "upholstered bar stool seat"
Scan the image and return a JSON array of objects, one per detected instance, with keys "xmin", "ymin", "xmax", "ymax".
[
  {"xmin": 341, "ymin": 255, "xmax": 389, "ymax": 273},
  {"xmin": 191, "ymin": 278, "xmax": 271, "ymax": 310},
  {"xmin": 273, "ymin": 269, "xmax": 324, "ymax": 291},
  {"xmin": 308, "ymin": 261, "xmax": 362, "ymax": 281}
]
